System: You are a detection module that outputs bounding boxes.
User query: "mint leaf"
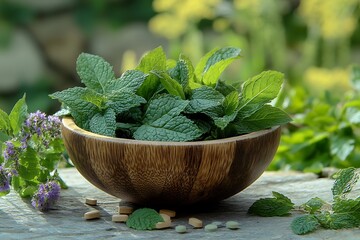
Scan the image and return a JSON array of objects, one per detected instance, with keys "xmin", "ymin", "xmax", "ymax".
[
  {"xmin": 303, "ymin": 197, "xmax": 326, "ymax": 214},
  {"xmin": 106, "ymin": 92, "xmax": 146, "ymax": 115},
  {"xmin": 89, "ymin": 108, "xmax": 116, "ymax": 137},
  {"xmin": 133, "ymin": 95, "xmax": 202, "ymax": 141},
  {"xmin": 50, "ymin": 87, "xmax": 99, "ymax": 129},
  {"xmin": 238, "ymin": 71, "xmax": 284, "ymax": 118},
  {"xmin": 127, "ymin": 208, "xmax": 164, "ymax": 230},
  {"xmin": 136, "ymin": 46, "xmax": 167, "ymax": 100},
  {"xmin": 76, "ymin": 53, "xmax": 115, "ymax": 93},
  {"xmin": 291, "ymin": 215, "xmax": 319, "ymax": 235},
  {"xmin": 230, "ymin": 105, "xmax": 291, "ymax": 135},
  {"xmin": 215, "ymin": 80, "xmax": 238, "ymax": 96},
  {"xmin": 153, "ymin": 71, "xmax": 186, "ymax": 99},
  {"xmin": 316, "ymin": 212, "xmax": 360, "ymax": 230},
  {"xmin": 106, "ymin": 70, "xmax": 148, "ymax": 93},
  {"xmin": 186, "ymin": 86, "xmax": 224, "ymax": 113},
  {"xmin": 195, "ymin": 47, "xmax": 241, "ymax": 86},
  {"xmin": 248, "ymin": 191, "xmax": 294, "ymax": 217},
  {"xmin": 331, "ymin": 167, "xmax": 359, "ymax": 197},
  {"xmin": 212, "ymin": 112, "xmax": 238, "ymax": 130},
  {"xmin": 9, "ymin": 94, "xmax": 28, "ymax": 135},
  {"xmin": 330, "ymin": 135, "xmax": 355, "ymax": 161},
  {"xmin": 143, "ymin": 95, "xmax": 188, "ymax": 123},
  {"xmin": 169, "ymin": 54, "xmax": 194, "ymax": 89},
  {"xmin": 333, "ymin": 198, "xmax": 360, "ymax": 214},
  {"xmin": 0, "ymin": 109, "xmax": 10, "ymax": 134},
  {"xmin": 223, "ymin": 91, "xmax": 239, "ymax": 115}
]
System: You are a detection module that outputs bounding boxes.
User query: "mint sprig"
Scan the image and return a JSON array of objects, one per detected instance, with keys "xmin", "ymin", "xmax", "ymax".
[
  {"xmin": 249, "ymin": 167, "xmax": 360, "ymax": 235},
  {"xmin": 51, "ymin": 46, "xmax": 291, "ymax": 141}
]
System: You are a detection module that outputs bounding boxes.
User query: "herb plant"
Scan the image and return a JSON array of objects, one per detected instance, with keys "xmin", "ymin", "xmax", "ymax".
[
  {"xmin": 248, "ymin": 167, "xmax": 360, "ymax": 235},
  {"xmin": 0, "ymin": 95, "xmax": 66, "ymax": 211},
  {"xmin": 271, "ymin": 65, "xmax": 360, "ymax": 172},
  {"xmin": 50, "ymin": 46, "xmax": 291, "ymax": 141}
]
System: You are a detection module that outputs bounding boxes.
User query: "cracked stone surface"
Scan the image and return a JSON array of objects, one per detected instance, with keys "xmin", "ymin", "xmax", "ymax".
[{"xmin": 0, "ymin": 168, "xmax": 359, "ymax": 240}]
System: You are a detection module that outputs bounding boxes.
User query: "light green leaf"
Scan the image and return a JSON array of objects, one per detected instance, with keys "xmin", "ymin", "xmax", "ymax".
[
  {"xmin": 106, "ymin": 92, "xmax": 146, "ymax": 115},
  {"xmin": 76, "ymin": 53, "xmax": 115, "ymax": 93},
  {"xmin": 345, "ymin": 107, "xmax": 360, "ymax": 124},
  {"xmin": 18, "ymin": 147, "xmax": 40, "ymax": 181},
  {"xmin": 238, "ymin": 71, "xmax": 284, "ymax": 118},
  {"xmin": 9, "ymin": 94, "xmax": 28, "ymax": 136},
  {"xmin": 291, "ymin": 215, "xmax": 319, "ymax": 235},
  {"xmin": 153, "ymin": 71, "xmax": 185, "ymax": 99},
  {"xmin": 20, "ymin": 185, "xmax": 38, "ymax": 198},
  {"xmin": 331, "ymin": 167, "xmax": 359, "ymax": 197},
  {"xmin": 89, "ymin": 108, "xmax": 116, "ymax": 137},
  {"xmin": 195, "ymin": 47, "xmax": 241, "ymax": 86},
  {"xmin": 0, "ymin": 109, "xmax": 10, "ymax": 133},
  {"xmin": 223, "ymin": 91, "xmax": 239, "ymax": 115},
  {"xmin": 330, "ymin": 135, "xmax": 355, "ymax": 161},
  {"xmin": 106, "ymin": 70, "xmax": 148, "ymax": 93},
  {"xmin": 230, "ymin": 105, "xmax": 291, "ymax": 135},
  {"xmin": 186, "ymin": 86, "xmax": 224, "ymax": 113},
  {"xmin": 136, "ymin": 46, "xmax": 167, "ymax": 100},
  {"xmin": 350, "ymin": 65, "xmax": 360, "ymax": 91}
]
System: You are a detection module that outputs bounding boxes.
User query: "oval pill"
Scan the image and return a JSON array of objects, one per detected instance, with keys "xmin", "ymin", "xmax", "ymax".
[
  {"xmin": 226, "ymin": 221, "xmax": 240, "ymax": 230},
  {"xmin": 205, "ymin": 224, "xmax": 218, "ymax": 232},
  {"xmin": 84, "ymin": 210, "xmax": 100, "ymax": 220},
  {"xmin": 175, "ymin": 225, "xmax": 187, "ymax": 233}
]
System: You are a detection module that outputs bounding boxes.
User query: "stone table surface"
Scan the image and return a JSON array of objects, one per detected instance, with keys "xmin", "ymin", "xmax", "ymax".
[{"xmin": 1, "ymin": 168, "xmax": 360, "ymax": 240}]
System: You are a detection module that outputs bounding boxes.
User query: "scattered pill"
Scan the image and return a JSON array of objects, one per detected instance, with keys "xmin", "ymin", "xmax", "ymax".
[
  {"xmin": 226, "ymin": 221, "xmax": 240, "ymax": 230},
  {"xmin": 159, "ymin": 209, "xmax": 176, "ymax": 218},
  {"xmin": 84, "ymin": 210, "xmax": 100, "ymax": 220},
  {"xmin": 205, "ymin": 224, "xmax": 218, "ymax": 232},
  {"xmin": 85, "ymin": 198, "xmax": 97, "ymax": 206},
  {"xmin": 155, "ymin": 221, "xmax": 171, "ymax": 229},
  {"xmin": 160, "ymin": 213, "xmax": 171, "ymax": 222},
  {"xmin": 175, "ymin": 225, "xmax": 187, "ymax": 233},
  {"xmin": 112, "ymin": 214, "xmax": 128, "ymax": 223},
  {"xmin": 188, "ymin": 217, "xmax": 203, "ymax": 228},
  {"xmin": 118, "ymin": 206, "xmax": 134, "ymax": 215}
]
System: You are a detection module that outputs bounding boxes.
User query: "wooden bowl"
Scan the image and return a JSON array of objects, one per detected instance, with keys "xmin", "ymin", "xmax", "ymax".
[{"xmin": 61, "ymin": 117, "xmax": 281, "ymax": 206}]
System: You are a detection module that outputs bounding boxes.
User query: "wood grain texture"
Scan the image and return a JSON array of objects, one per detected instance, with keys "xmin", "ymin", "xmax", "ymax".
[{"xmin": 61, "ymin": 117, "xmax": 281, "ymax": 206}]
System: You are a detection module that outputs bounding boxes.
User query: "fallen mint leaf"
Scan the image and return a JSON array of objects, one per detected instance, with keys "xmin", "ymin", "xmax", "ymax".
[
  {"xmin": 291, "ymin": 215, "xmax": 319, "ymax": 235},
  {"xmin": 126, "ymin": 208, "xmax": 164, "ymax": 230}
]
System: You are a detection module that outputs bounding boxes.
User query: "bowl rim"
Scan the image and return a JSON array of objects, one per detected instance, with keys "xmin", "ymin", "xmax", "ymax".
[{"xmin": 62, "ymin": 117, "xmax": 280, "ymax": 146}]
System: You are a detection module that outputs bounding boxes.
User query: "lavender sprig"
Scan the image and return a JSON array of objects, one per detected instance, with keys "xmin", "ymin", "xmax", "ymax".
[{"xmin": 31, "ymin": 181, "xmax": 61, "ymax": 211}]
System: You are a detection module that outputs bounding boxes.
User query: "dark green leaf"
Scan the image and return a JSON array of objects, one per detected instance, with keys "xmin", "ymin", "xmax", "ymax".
[
  {"xmin": 106, "ymin": 92, "xmax": 146, "ymax": 115},
  {"xmin": 331, "ymin": 167, "xmax": 359, "ymax": 197},
  {"xmin": 9, "ymin": 94, "xmax": 28, "ymax": 135},
  {"xmin": 89, "ymin": 108, "xmax": 116, "ymax": 137},
  {"xmin": 76, "ymin": 53, "xmax": 115, "ymax": 93},
  {"xmin": 303, "ymin": 197, "xmax": 326, "ymax": 214},
  {"xmin": 186, "ymin": 86, "xmax": 224, "ymax": 113},
  {"xmin": 291, "ymin": 215, "xmax": 319, "ymax": 235},
  {"xmin": 248, "ymin": 191, "xmax": 294, "ymax": 217},
  {"xmin": 215, "ymin": 80, "xmax": 238, "ymax": 96},
  {"xmin": 316, "ymin": 212, "xmax": 360, "ymax": 229},
  {"xmin": 107, "ymin": 70, "xmax": 148, "ymax": 93},
  {"xmin": 332, "ymin": 198, "xmax": 360, "ymax": 214},
  {"xmin": 229, "ymin": 105, "xmax": 291, "ymax": 135}
]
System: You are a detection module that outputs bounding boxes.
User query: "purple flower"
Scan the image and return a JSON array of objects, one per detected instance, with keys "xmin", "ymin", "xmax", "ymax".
[
  {"xmin": 0, "ymin": 166, "xmax": 10, "ymax": 193},
  {"xmin": 3, "ymin": 141, "xmax": 18, "ymax": 162},
  {"xmin": 31, "ymin": 181, "xmax": 61, "ymax": 211}
]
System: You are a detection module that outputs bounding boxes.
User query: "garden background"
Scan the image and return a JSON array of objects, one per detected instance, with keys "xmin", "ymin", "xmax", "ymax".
[{"xmin": 1, "ymin": 0, "xmax": 360, "ymax": 173}]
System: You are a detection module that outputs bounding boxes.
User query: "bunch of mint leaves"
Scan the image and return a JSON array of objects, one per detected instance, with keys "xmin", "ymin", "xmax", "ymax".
[
  {"xmin": 248, "ymin": 167, "xmax": 360, "ymax": 235},
  {"xmin": 0, "ymin": 95, "xmax": 66, "ymax": 210},
  {"xmin": 50, "ymin": 46, "xmax": 291, "ymax": 141}
]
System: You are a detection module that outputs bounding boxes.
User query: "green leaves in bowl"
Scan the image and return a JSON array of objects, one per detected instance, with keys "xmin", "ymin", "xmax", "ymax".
[{"xmin": 50, "ymin": 46, "xmax": 291, "ymax": 141}]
